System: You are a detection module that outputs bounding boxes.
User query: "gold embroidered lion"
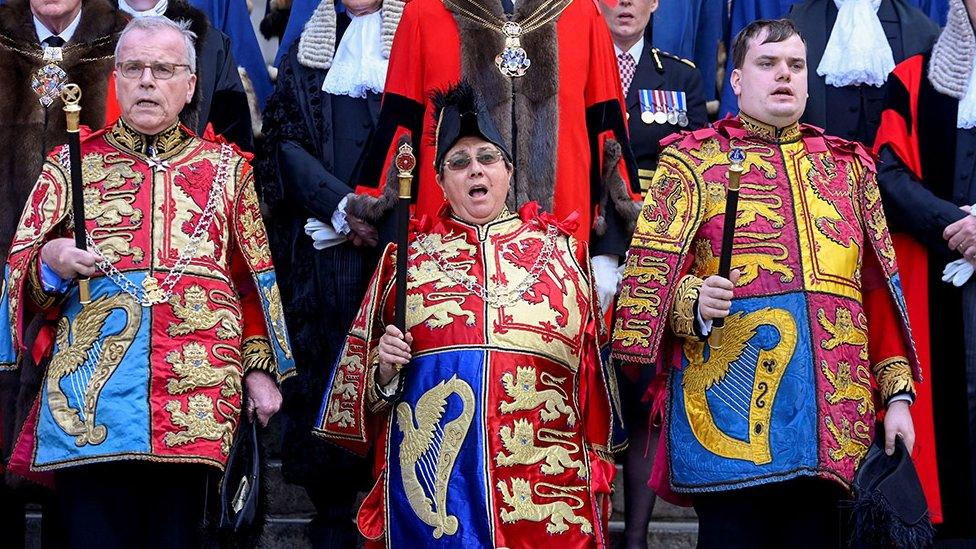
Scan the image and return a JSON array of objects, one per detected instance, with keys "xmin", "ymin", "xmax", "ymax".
[
  {"xmin": 406, "ymin": 233, "xmax": 477, "ymax": 330},
  {"xmin": 168, "ymin": 285, "xmax": 240, "ymax": 339},
  {"xmin": 165, "ymin": 342, "xmax": 241, "ymax": 397},
  {"xmin": 496, "ymin": 478, "xmax": 592, "ymax": 534},
  {"xmin": 82, "ymin": 151, "xmax": 143, "ymax": 189},
  {"xmin": 89, "ymin": 227, "xmax": 144, "ymax": 263},
  {"xmin": 84, "ymin": 187, "xmax": 142, "ymax": 226},
  {"xmin": 613, "ymin": 318, "xmax": 653, "ymax": 348},
  {"xmin": 163, "ymin": 394, "xmax": 235, "ymax": 454},
  {"xmin": 496, "ymin": 419, "xmax": 586, "ymax": 478},
  {"xmin": 500, "ymin": 367, "xmax": 576, "ymax": 426},
  {"xmin": 694, "ymin": 232, "xmax": 794, "ymax": 286},
  {"xmin": 332, "ymin": 365, "xmax": 358, "ymax": 400},
  {"xmin": 616, "ymin": 283, "xmax": 662, "ymax": 317},
  {"xmin": 824, "ymin": 416, "xmax": 870, "ymax": 462},
  {"xmin": 821, "ymin": 360, "xmax": 872, "ymax": 415},
  {"xmin": 326, "ymin": 399, "xmax": 355, "ymax": 428},
  {"xmin": 818, "ymin": 307, "xmax": 868, "ymax": 361}
]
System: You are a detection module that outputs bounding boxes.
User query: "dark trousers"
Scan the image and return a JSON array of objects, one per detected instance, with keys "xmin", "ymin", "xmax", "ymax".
[
  {"xmin": 693, "ymin": 477, "xmax": 847, "ymax": 549},
  {"xmin": 54, "ymin": 461, "xmax": 211, "ymax": 549}
]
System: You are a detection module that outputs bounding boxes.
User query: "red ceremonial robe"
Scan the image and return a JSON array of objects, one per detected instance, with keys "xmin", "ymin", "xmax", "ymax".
[
  {"xmin": 874, "ymin": 52, "xmax": 976, "ymax": 528},
  {"xmin": 350, "ymin": 0, "xmax": 639, "ymax": 255}
]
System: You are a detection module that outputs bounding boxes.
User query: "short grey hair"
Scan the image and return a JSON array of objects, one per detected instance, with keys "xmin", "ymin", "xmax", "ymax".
[{"xmin": 115, "ymin": 16, "xmax": 197, "ymax": 73}]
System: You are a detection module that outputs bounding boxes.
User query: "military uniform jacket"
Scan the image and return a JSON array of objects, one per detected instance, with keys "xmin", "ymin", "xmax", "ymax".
[
  {"xmin": 625, "ymin": 40, "xmax": 708, "ymax": 194},
  {"xmin": 612, "ymin": 115, "xmax": 919, "ymax": 494},
  {"xmin": 0, "ymin": 120, "xmax": 294, "ymax": 472},
  {"xmin": 316, "ymin": 204, "xmax": 621, "ymax": 548}
]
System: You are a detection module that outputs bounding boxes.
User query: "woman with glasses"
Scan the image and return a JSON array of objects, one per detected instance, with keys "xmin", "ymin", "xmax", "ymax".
[{"xmin": 314, "ymin": 82, "xmax": 623, "ymax": 548}]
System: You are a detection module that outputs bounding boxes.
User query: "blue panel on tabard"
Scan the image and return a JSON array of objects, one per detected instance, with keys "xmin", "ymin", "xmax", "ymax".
[
  {"xmin": 387, "ymin": 350, "xmax": 492, "ymax": 547},
  {"xmin": 254, "ymin": 271, "xmax": 295, "ymax": 376},
  {"xmin": 35, "ymin": 275, "xmax": 151, "ymax": 466},
  {"xmin": 668, "ymin": 293, "xmax": 818, "ymax": 490},
  {"xmin": 0, "ymin": 265, "xmax": 17, "ymax": 365}
]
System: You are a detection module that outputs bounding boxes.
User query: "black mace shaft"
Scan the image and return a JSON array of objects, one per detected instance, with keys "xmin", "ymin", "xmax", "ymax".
[
  {"xmin": 393, "ymin": 142, "xmax": 416, "ymax": 334},
  {"xmin": 708, "ymin": 150, "xmax": 744, "ymax": 348},
  {"xmin": 62, "ymin": 84, "xmax": 91, "ymax": 305}
]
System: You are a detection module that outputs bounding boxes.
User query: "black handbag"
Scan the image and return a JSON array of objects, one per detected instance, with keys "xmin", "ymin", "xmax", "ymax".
[
  {"xmin": 850, "ymin": 431, "xmax": 934, "ymax": 548},
  {"xmin": 218, "ymin": 411, "xmax": 261, "ymax": 532}
]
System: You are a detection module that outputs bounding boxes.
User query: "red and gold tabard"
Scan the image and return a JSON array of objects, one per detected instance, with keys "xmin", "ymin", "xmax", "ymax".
[
  {"xmin": 0, "ymin": 120, "xmax": 294, "ymax": 472},
  {"xmin": 315, "ymin": 204, "xmax": 622, "ymax": 548},
  {"xmin": 612, "ymin": 115, "xmax": 919, "ymax": 495}
]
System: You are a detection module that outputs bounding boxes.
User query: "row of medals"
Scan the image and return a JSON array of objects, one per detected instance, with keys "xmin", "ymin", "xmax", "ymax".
[{"xmin": 641, "ymin": 105, "xmax": 689, "ymax": 127}]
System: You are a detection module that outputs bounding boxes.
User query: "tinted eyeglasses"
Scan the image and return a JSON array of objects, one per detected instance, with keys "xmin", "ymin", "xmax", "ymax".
[
  {"xmin": 116, "ymin": 61, "xmax": 191, "ymax": 80},
  {"xmin": 443, "ymin": 148, "xmax": 505, "ymax": 171}
]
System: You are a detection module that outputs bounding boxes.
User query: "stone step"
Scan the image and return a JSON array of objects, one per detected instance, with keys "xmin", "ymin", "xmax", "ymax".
[{"xmin": 256, "ymin": 515, "xmax": 698, "ymax": 549}]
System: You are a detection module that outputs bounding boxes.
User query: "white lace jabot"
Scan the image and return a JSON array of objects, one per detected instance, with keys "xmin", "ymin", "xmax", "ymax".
[
  {"xmin": 818, "ymin": 0, "xmax": 894, "ymax": 88},
  {"xmin": 322, "ymin": 10, "xmax": 388, "ymax": 98}
]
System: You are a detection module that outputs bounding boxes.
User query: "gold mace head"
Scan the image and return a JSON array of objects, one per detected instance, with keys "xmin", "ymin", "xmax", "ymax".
[
  {"xmin": 61, "ymin": 83, "xmax": 82, "ymax": 131},
  {"xmin": 396, "ymin": 142, "xmax": 416, "ymax": 199}
]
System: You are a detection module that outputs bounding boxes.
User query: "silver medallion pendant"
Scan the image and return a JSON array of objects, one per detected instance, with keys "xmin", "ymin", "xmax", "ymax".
[
  {"xmin": 494, "ymin": 21, "xmax": 531, "ymax": 78},
  {"xmin": 32, "ymin": 63, "xmax": 67, "ymax": 107}
]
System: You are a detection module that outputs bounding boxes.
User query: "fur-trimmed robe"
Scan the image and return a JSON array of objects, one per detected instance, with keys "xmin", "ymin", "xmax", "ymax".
[
  {"xmin": 0, "ymin": 0, "xmax": 128, "ymax": 265},
  {"xmin": 353, "ymin": 0, "xmax": 640, "ymax": 255}
]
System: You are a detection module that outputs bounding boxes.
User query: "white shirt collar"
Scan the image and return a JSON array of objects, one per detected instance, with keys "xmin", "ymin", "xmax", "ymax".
[
  {"xmin": 33, "ymin": 9, "xmax": 82, "ymax": 44},
  {"xmin": 613, "ymin": 39, "xmax": 644, "ymax": 63},
  {"xmin": 119, "ymin": 0, "xmax": 169, "ymax": 18}
]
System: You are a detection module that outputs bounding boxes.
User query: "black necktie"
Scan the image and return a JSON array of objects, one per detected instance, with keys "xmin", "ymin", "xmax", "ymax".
[{"xmin": 42, "ymin": 36, "xmax": 65, "ymax": 48}]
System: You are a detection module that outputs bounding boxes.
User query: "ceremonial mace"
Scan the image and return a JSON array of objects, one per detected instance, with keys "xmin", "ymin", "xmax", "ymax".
[
  {"xmin": 708, "ymin": 148, "xmax": 745, "ymax": 349},
  {"xmin": 62, "ymin": 84, "xmax": 91, "ymax": 305},
  {"xmin": 393, "ymin": 142, "xmax": 416, "ymax": 335}
]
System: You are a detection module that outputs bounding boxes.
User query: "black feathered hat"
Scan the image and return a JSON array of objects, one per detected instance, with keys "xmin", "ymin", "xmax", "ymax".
[
  {"xmin": 849, "ymin": 429, "xmax": 934, "ymax": 548},
  {"xmin": 431, "ymin": 80, "xmax": 512, "ymax": 172}
]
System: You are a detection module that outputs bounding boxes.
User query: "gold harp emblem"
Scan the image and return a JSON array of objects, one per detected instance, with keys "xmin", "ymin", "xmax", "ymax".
[
  {"xmin": 46, "ymin": 294, "xmax": 142, "ymax": 446},
  {"xmin": 682, "ymin": 308, "xmax": 796, "ymax": 464},
  {"xmin": 396, "ymin": 375, "xmax": 475, "ymax": 538}
]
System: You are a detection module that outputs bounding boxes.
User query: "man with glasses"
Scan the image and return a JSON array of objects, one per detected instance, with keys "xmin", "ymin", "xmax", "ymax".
[
  {"xmin": 0, "ymin": 16, "xmax": 292, "ymax": 547},
  {"xmin": 114, "ymin": 0, "xmax": 255, "ymax": 151}
]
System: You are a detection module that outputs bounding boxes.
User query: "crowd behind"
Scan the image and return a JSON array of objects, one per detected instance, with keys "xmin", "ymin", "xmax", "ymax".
[{"xmin": 0, "ymin": 0, "xmax": 974, "ymax": 548}]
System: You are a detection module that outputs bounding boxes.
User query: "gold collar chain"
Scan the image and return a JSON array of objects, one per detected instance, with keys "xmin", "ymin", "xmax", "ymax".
[
  {"xmin": 414, "ymin": 223, "xmax": 560, "ymax": 307},
  {"xmin": 63, "ymin": 143, "xmax": 235, "ymax": 307},
  {"xmin": 1, "ymin": 34, "xmax": 116, "ymax": 108},
  {"xmin": 442, "ymin": 0, "xmax": 571, "ymax": 77}
]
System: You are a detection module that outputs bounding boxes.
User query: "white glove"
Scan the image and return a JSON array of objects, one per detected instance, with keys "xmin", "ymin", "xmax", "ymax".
[
  {"xmin": 591, "ymin": 254, "xmax": 622, "ymax": 315},
  {"xmin": 304, "ymin": 218, "xmax": 347, "ymax": 250},
  {"xmin": 943, "ymin": 258, "xmax": 975, "ymax": 287}
]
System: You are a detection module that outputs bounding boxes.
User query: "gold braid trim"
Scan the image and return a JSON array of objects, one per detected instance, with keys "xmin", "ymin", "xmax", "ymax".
[
  {"xmin": 27, "ymin": 258, "xmax": 57, "ymax": 310},
  {"xmin": 242, "ymin": 336, "xmax": 276, "ymax": 376},
  {"xmin": 366, "ymin": 360, "xmax": 393, "ymax": 414},
  {"xmin": 670, "ymin": 275, "xmax": 704, "ymax": 339},
  {"xmin": 588, "ymin": 444, "xmax": 615, "ymax": 464},
  {"xmin": 872, "ymin": 356, "xmax": 915, "ymax": 403}
]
